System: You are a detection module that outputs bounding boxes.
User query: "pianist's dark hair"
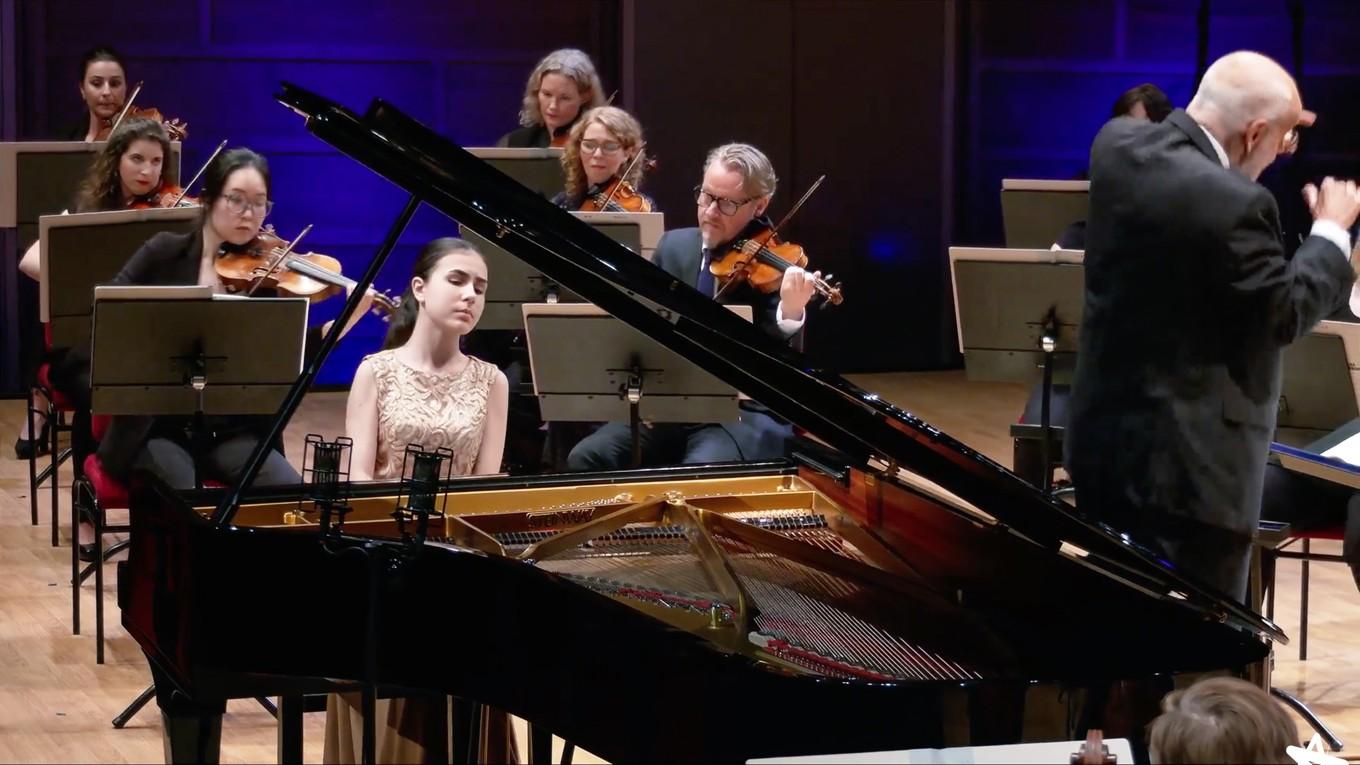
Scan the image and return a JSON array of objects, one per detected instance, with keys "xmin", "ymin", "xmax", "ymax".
[
  {"xmin": 382, "ymin": 237, "xmax": 486, "ymax": 350},
  {"xmin": 79, "ymin": 45, "xmax": 126, "ymax": 81},
  {"xmin": 198, "ymin": 148, "xmax": 271, "ymax": 228}
]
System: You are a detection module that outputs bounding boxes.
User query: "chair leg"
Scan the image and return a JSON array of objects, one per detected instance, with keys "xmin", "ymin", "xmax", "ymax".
[
  {"xmin": 95, "ymin": 500, "xmax": 105, "ymax": 666},
  {"xmin": 27, "ymin": 390, "xmax": 38, "ymax": 526},
  {"xmin": 1300, "ymin": 539, "xmax": 1310, "ymax": 662},
  {"xmin": 49, "ymin": 411, "xmax": 60, "ymax": 548},
  {"xmin": 72, "ymin": 481, "xmax": 82, "ymax": 636}
]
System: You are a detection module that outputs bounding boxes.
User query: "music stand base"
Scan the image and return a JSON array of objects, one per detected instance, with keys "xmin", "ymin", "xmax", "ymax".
[{"xmin": 1271, "ymin": 686, "xmax": 1343, "ymax": 751}]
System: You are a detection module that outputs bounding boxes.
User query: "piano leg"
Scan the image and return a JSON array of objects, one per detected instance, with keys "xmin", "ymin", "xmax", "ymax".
[
  {"xmin": 530, "ymin": 723, "xmax": 552, "ymax": 764},
  {"xmin": 156, "ymin": 687, "xmax": 224, "ymax": 764},
  {"xmin": 451, "ymin": 700, "xmax": 483, "ymax": 765},
  {"xmin": 277, "ymin": 695, "xmax": 304, "ymax": 764}
]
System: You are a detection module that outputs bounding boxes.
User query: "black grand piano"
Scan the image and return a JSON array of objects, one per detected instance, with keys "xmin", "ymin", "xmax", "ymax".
[{"xmin": 117, "ymin": 83, "xmax": 1284, "ymax": 764}]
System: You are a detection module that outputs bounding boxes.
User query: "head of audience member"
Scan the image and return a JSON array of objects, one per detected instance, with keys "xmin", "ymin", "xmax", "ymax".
[
  {"xmin": 383, "ymin": 237, "xmax": 488, "ymax": 350},
  {"xmin": 695, "ymin": 143, "xmax": 777, "ymax": 250},
  {"xmin": 518, "ymin": 48, "xmax": 605, "ymax": 136},
  {"xmin": 1148, "ymin": 676, "xmax": 1298, "ymax": 764},
  {"xmin": 1186, "ymin": 51, "xmax": 1312, "ymax": 181},
  {"xmin": 1112, "ymin": 83, "xmax": 1172, "ymax": 122}
]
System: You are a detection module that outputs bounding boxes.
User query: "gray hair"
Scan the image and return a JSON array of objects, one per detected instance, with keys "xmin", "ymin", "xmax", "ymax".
[
  {"xmin": 704, "ymin": 143, "xmax": 778, "ymax": 199},
  {"xmin": 518, "ymin": 49, "xmax": 605, "ymax": 128},
  {"xmin": 1187, "ymin": 51, "xmax": 1295, "ymax": 132}
]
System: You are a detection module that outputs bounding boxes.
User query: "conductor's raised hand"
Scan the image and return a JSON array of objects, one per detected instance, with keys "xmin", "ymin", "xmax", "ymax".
[{"xmin": 1304, "ymin": 177, "xmax": 1360, "ymax": 231}]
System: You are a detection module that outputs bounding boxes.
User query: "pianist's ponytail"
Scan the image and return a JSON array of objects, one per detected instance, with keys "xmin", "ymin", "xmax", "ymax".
[{"xmin": 382, "ymin": 237, "xmax": 485, "ymax": 350}]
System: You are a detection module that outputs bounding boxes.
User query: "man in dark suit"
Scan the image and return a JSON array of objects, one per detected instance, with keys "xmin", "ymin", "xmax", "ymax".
[
  {"xmin": 1065, "ymin": 51, "xmax": 1360, "ymax": 602},
  {"xmin": 566, "ymin": 143, "xmax": 821, "ymax": 470}
]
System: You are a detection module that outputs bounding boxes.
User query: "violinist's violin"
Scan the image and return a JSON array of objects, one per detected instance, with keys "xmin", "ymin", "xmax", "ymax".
[
  {"xmin": 706, "ymin": 175, "xmax": 844, "ymax": 306},
  {"xmin": 581, "ymin": 178, "xmax": 653, "ymax": 213},
  {"xmin": 94, "ymin": 82, "xmax": 188, "ymax": 141},
  {"xmin": 214, "ymin": 224, "xmax": 399, "ymax": 316},
  {"xmin": 128, "ymin": 183, "xmax": 197, "ymax": 210}
]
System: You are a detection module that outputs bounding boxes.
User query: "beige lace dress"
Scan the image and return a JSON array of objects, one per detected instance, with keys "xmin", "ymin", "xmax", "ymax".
[{"xmin": 323, "ymin": 349, "xmax": 516, "ymax": 764}]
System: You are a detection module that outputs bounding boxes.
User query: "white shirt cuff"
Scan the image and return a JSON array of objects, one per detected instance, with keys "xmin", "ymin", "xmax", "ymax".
[
  {"xmin": 1312, "ymin": 219, "xmax": 1353, "ymax": 260},
  {"xmin": 776, "ymin": 302, "xmax": 806, "ymax": 335}
]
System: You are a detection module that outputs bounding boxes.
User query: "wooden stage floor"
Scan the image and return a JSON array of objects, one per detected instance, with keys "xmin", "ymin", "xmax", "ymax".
[{"xmin": 0, "ymin": 370, "xmax": 1356, "ymax": 763}]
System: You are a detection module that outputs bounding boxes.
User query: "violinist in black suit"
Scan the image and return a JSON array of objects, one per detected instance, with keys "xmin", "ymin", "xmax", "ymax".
[
  {"xmin": 566, "ymin": 143, "xmax": 821, "ymax": 470},
  {"xmin": 1065, "ymin": 51, "xmax": 1360, "ymax": 602}
]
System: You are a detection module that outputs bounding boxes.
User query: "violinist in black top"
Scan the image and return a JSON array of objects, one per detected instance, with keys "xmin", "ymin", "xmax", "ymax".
[
  {"xmin": 64, "ymin": 46, "xmax": 127, "ymax": 141},
  {"xmin": 551, "ymin": 106, "xmax": 655, "ymax": 212},
  {"xmin": 497, "ymin": 48, "xmax": 605, "ymax": 149},
  {"xmin": 567, "ymin": 142, "xmax": 821, "ymax": 471},
  {"xmin": 86, "ymin": 148, "xmax": 372, "ymax": 490}
]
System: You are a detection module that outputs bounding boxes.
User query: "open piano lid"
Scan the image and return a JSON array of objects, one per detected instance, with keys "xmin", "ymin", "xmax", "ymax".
[{"xmin": 266, "ymin": 82, "xmax": 1283, "ymax": 644}]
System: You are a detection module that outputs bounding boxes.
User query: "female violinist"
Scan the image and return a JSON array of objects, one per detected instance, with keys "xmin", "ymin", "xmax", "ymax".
[
  {"xmin": 552, "ymin": 106, "xmax": 655, "ymax": 212},
  {"xmin": 14, "ymin": 117, "xmax": 175, "ymax": 469},
  {"xmin": 64, "ymin": 46, "xmax": 127, "ymax": 142},
  {"xmin": 83, "ymin": 147, "xmax": 374, "ymax": 492},
  {"xmin": 497, "ymin": 48, "xmax": 605, "ymax": 149}
]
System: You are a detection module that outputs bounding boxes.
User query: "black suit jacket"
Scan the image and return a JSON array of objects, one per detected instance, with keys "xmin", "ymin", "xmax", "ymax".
[
  {"xmin": 651, "ymin": 226, "xmax": 801, "ymax": 347},
  {"xmin": 1065, "ymin": 109, "xmax": 1355, "ymax": 536},
  {"xmin": 84, "ymin": 229, "xmax": 321, "ymax": 480},
  {"xmin": 496, "ymin": 123, "xmax": 571, "ymax": 149}
]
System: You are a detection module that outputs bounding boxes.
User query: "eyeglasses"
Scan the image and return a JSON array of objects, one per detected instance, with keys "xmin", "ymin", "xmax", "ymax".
[
  {"xmin": 222, "ymin": 192, "xmax": 273, "ymax": 217},
  {"xmin": 1281, "ymin": 126, "xmax": 1300, "ymax": 156},
  {"xmin": 694, "ymin": 186, "xmax": 754, "ymax": 217},
  {"xmin": 580, "ymin": 139, "xmax": 623, "ymax": 155}
]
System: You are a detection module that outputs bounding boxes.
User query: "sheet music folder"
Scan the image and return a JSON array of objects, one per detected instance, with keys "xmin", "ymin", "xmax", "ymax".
[{"xmin": 1272, "ymin": 419, "xmax": 1360, "ymax": 491}]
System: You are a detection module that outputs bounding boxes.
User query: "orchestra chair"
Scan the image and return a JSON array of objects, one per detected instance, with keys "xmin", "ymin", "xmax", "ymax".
[
  {"xmin": 28, "ymin": 359, "xmax": 79, "ymax": 547},
  {"xmin": 1263, "ymin": 524, "xmax": 1347, "ymax": 661}
]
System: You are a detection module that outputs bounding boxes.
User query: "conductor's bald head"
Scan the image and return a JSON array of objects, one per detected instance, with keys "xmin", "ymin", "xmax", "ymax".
[{"xmin": 1187, "ymin": 51, "xmax": 1310, "ymax": 181}]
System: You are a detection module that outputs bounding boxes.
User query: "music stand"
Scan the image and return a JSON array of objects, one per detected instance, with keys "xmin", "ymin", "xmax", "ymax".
[
  {"xmin": 459, "ymin": 212, "xmax": 661, "ymax": 331},
  {"xmin": 1275, "ymin": 320, "xmax": 1360, "ymax": 442},
  {"xmin": 522, "ymin": 302, "xmax": 750, "ymax": 468},
  {"xmin": 89, "ymin": 289, "xmax": 308, "ymax": 490},
  {"xmin": 41, "ymin": 207, "xmax": 200, "ymax": 348},
  {"xmin": 1000, "ymin": 179, "xmax": 1089, "ymax": 249},
  {"xmin": 468, "ymin": 147, "xmax": 564, "ymax": 199},
  {"xmin": 949, "ymin": 246, "xmax": 1084, "ymax": 492}
]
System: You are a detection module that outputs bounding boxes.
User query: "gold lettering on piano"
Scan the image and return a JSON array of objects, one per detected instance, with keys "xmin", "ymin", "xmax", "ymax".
[{"xmin": 526, "ymin": 507, "xmax": 596, "ymax": 529}]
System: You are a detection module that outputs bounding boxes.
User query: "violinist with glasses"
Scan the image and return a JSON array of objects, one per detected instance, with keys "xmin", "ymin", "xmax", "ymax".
[
  {"xmin": 566, "ymin": 143, "xmax": 825, "ymax": 471},
  {"xmin": 552, "ymin": 106, "xmax": 655, "ymax": 212}
]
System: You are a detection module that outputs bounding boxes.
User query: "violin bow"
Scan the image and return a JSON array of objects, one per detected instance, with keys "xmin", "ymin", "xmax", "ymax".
[
  {"xmin": 245, "ymin": 223, "xmax": 313, "ymax": 296},
  {"xmin": 597, "ymin": 141, "xmax": 647, "ymax": 211},
  {"xmin": 765, "ymin": 174, "xmax": 826, "ymax": 240},
  {"xmin": 107, "ymin": 81, "xmax": 144, "ymax": 136},
  {"xmin": 172, "ymin": 139, "xmax": 228, "ymax": 207}
]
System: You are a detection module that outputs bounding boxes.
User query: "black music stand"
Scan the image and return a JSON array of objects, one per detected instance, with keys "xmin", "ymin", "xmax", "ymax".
[
  {"xmin": 522, "ymin": 303, "xmax": 746, "ymax": 468},
  {"xmin": 468, "ymin": 147, "xmax": 564, "ymax": 198},
  {"xmin": 1000, "ymin": 178, "xmax": 1089, "ymax": 249},
  {"xmin": 90, "ymin": 289, "xmax": 307, "ymax": 723},
  {"xmin": 949, "ymin": 247, "xmax": 1084, "ymax": 493},
  {"xmin": 459, "ymin": 212, "xmax": 663, "ymax": 331},
  {"xmin": 42, "ymin": 207, "xmax": 201, "ymax": 349}
]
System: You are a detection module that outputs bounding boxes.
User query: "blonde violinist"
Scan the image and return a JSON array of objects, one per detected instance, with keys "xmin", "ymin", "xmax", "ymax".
[
  {"xmin": 552, "ymin": 106, "xmax": 655, "ymax": 212},
  {"xmin": 497, "ymin": 48, "xmax": 605, "ymax": 149}
]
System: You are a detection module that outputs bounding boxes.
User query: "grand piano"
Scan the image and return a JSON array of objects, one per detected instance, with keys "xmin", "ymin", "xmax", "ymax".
[{"xmin": 117, "ymin": 83, "xmax": 1284, "ymax": 764}]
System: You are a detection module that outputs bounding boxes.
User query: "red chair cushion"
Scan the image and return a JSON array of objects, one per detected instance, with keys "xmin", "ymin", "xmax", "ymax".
[
  {"xmin": 35, "ymin": 363, "xmax": 77, "ymax": 412},
  {"xmin": 90, "ymin": 415, "xmax": 112, "ymax": 443},
  {"xmin": 1292, "ymin": 526, "xmax": 1345, "ymax": 541},
  {"xmin": 83, "ymin": 454, "xmax": 129, "ymax": 509}
]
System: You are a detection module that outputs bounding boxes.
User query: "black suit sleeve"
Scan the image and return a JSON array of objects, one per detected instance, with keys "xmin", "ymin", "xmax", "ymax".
[{"xmin": 1226, "ymin": 193, "xmax": 1355, "ymax": 345}]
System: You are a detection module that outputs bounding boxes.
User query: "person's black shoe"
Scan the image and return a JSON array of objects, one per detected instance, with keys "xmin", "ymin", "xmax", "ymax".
[
  {"xmin": 13, "ymin": 419, "xmax": 52, "ymax": 459},
  {"xmin": 78, "ymin": 543, "xmax": 98, "ymax": 563}
]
